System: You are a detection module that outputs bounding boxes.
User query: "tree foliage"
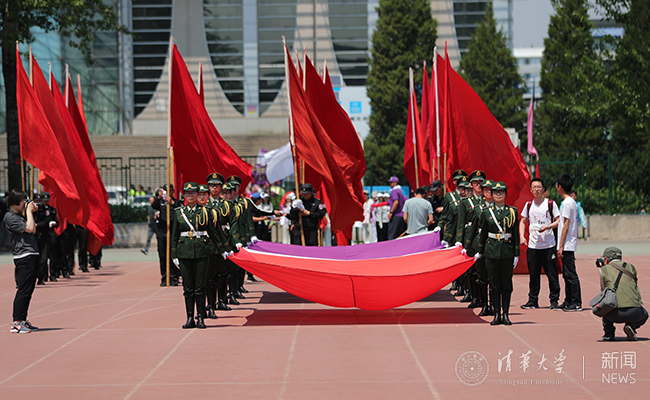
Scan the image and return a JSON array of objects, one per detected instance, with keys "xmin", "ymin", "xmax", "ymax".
[
  {"xmin": 459, "ymin": 1, "xmax": 526, "ymax": 132},
  {"xmin": 535, "ymin": 0, "xmax": 608, "ymax": 152},
  {"xmin": 1, "ymin": 0, "xmax": 128, "ymax": 189},
  {"xmin": 365, "ymin": 0, "xmax": 437, "ymax": 184},
  {"xmin": 595, "ymin": 0, "xmax": 650, "ymax": 149}
]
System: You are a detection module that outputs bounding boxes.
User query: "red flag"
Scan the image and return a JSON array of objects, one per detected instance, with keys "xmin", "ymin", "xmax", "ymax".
[
  {"xmin": 170, "ymin": 45, "xmax": 252, "ymax": 193},
  {"xmin": 444, "ymin": 55, "xmax": 530, "ymax": 204},
  {"xmin": 30, "ymin": 56, "xmax": 90, "ymax": 228},
  {"xmin": 285, "ymin": 43, "xmax": 361, "ymax": 234},
  {"xmin": 77, "ymin": 74, "xmax": 87, "ymax": 127},
  {"xmin": 420, "ymin": 62, "xmax": 432, "ymax": 172},
  {"xmin": 62, "ymin": 74, "xmax": 114, "ymax": 253},
  {"xmin": 403, "ymin": 68, "xmax": 427, "ymax": 190},
  {"xmin": 16, "ymin": 49, "xmax": 81, "ymax": 216},
  {"xmin": 428, "ymin": 53, "xmax": 446, "ymax": 180},
  {"xmin": 303, "ymin": 54, "xmax": 365, "ymax": 233}
]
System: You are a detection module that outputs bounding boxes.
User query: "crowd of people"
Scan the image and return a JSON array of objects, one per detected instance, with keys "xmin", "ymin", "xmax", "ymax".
[{"xmin": 3, "ymin": 170, "xmax": 645, "ymax": 340}]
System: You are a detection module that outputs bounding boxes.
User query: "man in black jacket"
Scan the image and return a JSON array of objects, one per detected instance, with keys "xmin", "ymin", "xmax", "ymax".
[
  {"xmin": 152, "ymin": 184, "xmax": 181, "ymax": 286},
  {"xmin": 288, "ymin": 183, "xmax": 325, "ymax": 246},
  {"xmin": 33, "ymin": 192, "xmax": 58, "ymax": 284}
]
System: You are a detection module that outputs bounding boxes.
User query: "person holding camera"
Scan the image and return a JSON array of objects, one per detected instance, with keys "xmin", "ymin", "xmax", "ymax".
[
  {"xmin": 597, "ymin": 247, "xmax": 647, "ymax": 341},
  {"xmin": 4, "ymin": 189, "xmax": 40, "ymax": 333}
]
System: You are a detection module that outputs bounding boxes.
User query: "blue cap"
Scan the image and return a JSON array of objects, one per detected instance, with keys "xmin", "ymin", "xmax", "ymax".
[{"xmin": 251, "ymin": 192, "xmax": 262, "ymax": 199}]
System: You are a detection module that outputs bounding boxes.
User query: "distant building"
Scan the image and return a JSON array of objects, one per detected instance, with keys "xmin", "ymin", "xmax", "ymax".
[{"xmin": 513, "ymin": 47, "xmax": 543, "ymax": 100}]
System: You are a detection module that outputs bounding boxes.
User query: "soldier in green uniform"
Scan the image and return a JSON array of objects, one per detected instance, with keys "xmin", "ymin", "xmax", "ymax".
[
  {"xmin": 477, "ymin": 181, "xmax": 520, "ymax": 326},
  {"xmin": 434, "ymin": 170, "xmax": 467, "ymax": 292},
  {"xmin": 453, "ymin": 177, "xmax": 472, "ymax": 300},
  {"xmin": 463, "ymin": 179, "xmax": 496, "ymax": 316},
  {"xmin": 224, "ymin": 175, "xmax": 251, "ymax": 300},
  {"xmin": 456, "ymin": 170, "xmax": 486, "ymax": 307},
  {"xmin": 197, "ymin": 183, "xmax": 220, "ymax": 319},
  {"xmin": 171, "ymin": 182, "xmax": 231, "ymax": 329}
]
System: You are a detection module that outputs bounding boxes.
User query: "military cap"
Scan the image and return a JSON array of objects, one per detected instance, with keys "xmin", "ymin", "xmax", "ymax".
[
  {"xmin": 492, "ymin": 181, "xmax": 507, "ymax": 191},
  {"xmin": 225, "ymin": 175, "xmax": 242, "ymax": 186},
  {"xmin": 457, "ymin": 176, "xmax": 470, "ymax": 188},
  {"xmin": 452, "ymin": 169, "xmax": 467, "ymax": 180},
  {"xmin": 468, "ymin": 170, "xmax": 486, "ymax": 182},
  {"xmin": 300, "ymin": 183, "xmax": 314, "ymax": 193},
  {"xmin": 207, "ymin": 173, "xmax": 224, "ymax": 185},
  {"xmin": 602, "ymin": 247, "xmax": 623, "ymax": 260},
  {"xmin": 222, "ymin": 182, "xmax": 235, "ymax": 191},
  {"xmin": 198, "ymin": 184, "xmax": 209, "ymax": 193},
  {"xmin": 482, "ymin": 179, "xmax": 494, "ymax": 188},
  {"xmin": 182, "ymin": 182, "xmax": 199, "ymax": 192}
]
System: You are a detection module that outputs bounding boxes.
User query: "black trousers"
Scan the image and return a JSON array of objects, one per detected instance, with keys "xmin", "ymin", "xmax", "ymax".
[
  {"xmin": 475, "ymin": 256, "xmax": 488, "ymax": 285},
  {"xmin": 75, "ymin": 226, "xmax": 88, "ymax": 268},
  {"xmin": 376, "ymin": 222, "xmax": 388, "ymax": 242},
  {"xmin": 62, "ymin": 225, "xmax": 77, "ymax": 274},
  {"xmin": 13, "ymin": 255, "xmax": 39, "ymax": 321},
  {"xmin": 157, "ymin": 232, "xmax": 180, "ymax": 283},
  {"xmin": 526, "ymin": 247, "xmax": 560, "ymax": 304},
  {"xmin": 36, "ymin": 232, "xmax": 53, "ymax": 281},
  {"xmin": 290, "ymin": 228, "xmax": 319, "ymax": 246},
  {"xmin": 486, "ymin": 258, "xmax": 514, "ymax": 294},
  {"xmin": 387, "ymin": 216, "xmax": 406, "ymax": 240},
  {"xmin": 180, "ymin": 257, "xmax": 208, "ymax": 297},
  {"xmin": 561, "ymin": 251, "xmax": 582, "ymax": 305},
  {"xmin": 603, "ymin": 307, "xmax": 648, "ymax": 336}
]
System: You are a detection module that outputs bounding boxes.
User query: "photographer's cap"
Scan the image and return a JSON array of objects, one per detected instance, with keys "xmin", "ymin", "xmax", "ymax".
[{"xmin": 603, "ymin": 246, "xmax": 622, "ymax": 260}]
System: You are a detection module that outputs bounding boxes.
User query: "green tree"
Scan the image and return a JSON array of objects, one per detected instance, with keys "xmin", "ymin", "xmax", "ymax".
[
  {"xmin": 1, "ymin": 1, "xmax": 128, "ymax": 190},
  {"xmin": 596, "ymin": 0, "xmax": 650, "ymax": 149},
  {"xmin": 365, "ymin": 0, "xmax": 437, "ymax": 184},
  {"xmin": 459, "ymin": 1, "xmax": 526, "ymax": 132},
  {"xmin": 535, "ymin": 0, "xmax": 609, "ymax": 152}
]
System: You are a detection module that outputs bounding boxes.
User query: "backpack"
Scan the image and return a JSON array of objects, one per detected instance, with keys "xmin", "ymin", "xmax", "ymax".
[{"xmin": 524, "ymin": 199, "xmax": 558, "ymax": 242}]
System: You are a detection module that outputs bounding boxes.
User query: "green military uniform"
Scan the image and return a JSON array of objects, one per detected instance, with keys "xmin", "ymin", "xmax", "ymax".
[
  {"xmin": 171, "ymin": 182, "xmax": 230, "ymax": 329},
  {"xmin": 436, "ymin": 170, "xmax": 467, "ymax": 245},
  {"xmin": 456, "ymin": 170, "xmax": 486, "ymax": 308},
  {"xmin": 224, "ymin": 176, "xmax": 250, "ymax": 303},
  {"xmin": 477, "ymin": 181, "xmax": 519, "ymax": 325}
]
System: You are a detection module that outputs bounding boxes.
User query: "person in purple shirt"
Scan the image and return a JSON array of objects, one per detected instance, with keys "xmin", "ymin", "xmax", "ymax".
[{"xmin": 387, "ymin": 176, "xmax": 407, "ymax": 239}]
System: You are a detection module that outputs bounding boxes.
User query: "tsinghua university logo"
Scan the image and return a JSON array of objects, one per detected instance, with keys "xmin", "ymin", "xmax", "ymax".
[{"xmin": 455, "ymin": 351, "xmax": 490, "ymax": 386}]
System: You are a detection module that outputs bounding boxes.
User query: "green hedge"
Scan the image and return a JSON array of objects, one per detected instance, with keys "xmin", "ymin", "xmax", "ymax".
[{"xmin": 110, "ymin": 204, "xmax": 148, "ymax": 223}]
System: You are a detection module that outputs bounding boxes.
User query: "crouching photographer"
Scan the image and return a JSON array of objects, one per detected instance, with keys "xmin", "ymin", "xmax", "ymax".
[{"xmin": 595, "ymin": 247, "xmax": 647, "ymax": 341}]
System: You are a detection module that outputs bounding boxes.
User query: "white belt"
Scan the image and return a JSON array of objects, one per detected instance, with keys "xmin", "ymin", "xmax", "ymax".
[
  {"xmin": 181, "ymin": 231, "xmax": 208, "ymax": 238},
  {"xmin": 488, "ymin": 232, "xmax": 511, "ymax": 240},
  {"xmin": 465, "ymin": 222, "xmax": 472, "ymax": 227}
]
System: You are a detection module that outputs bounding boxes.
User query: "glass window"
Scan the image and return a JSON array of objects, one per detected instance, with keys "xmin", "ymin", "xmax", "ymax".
[
  {"xmin": 134, "ymin": 82, "xmax": 159, "ymax": 92},
  {"xmin": 134, "ymin": 56, "xmax": 167, "ymax": 66},
  {"xmin": 224, "ymin": 92, "xmax": 244, "ymax": 103},
  {"xmin": 258, "ymin": 5, "xmax": 297, "ymax": 16},
  {"xmin": 334, "ymin": 53, "xmax": 367, "ymax": 63},
  {"xmin": 213, "ymin": 68, "xmax": 244, "ymax": 78},
  {"xmin": 206, "ymin": 30, "xmax": 244, "ymax": 42},
  {"xmin": 258, "ymin": 54, "xmax": 284, "ymax": 65},
  {"xmin": 339, "ymin": 66, "xmax": 368, "ymax": 76},
  {"xmin": 135, "ymin": 69, "xmax": 164, "ymax": 79},
  {"xmin": 259, "ymin": 79, "xmax": 284, "ymax": 90},
  {"xmin": 332, "ymin": 41, "xmax": 368, "ymax": 52},
  {"xmin": 208, "ymin": 42, "xmax": 243, "ymax": 54},
  {"xmin": 329, "ymin": 17, "xmax": 367, "ymax": 28},
  {"xmin": 327, "ymin": 4, "xmax": 366, "ymax": 14},
  {"xmin": 133, "ymin": 0, "xmax": 172, "ymax": 5},
  {"xmin": 258, "ymin": 41, "xmax": 293, "ymax": 53},
  {"xmin": 330, "ymin": 28, "xmax": 368, "ymax": 41},
  {"xmin": 203, "ymin": 18, "xmax": 242, "ymax": 30},
  {"xmin": 133, "ymin": 19, "xmax": 171, "ymax": 30},
  {"xmin": 204, "ymin": 5, "xmax": 242, "ymax": 17},
  {"xmin": 219, "ymin": 80, "xmax": 244, "ymax": 90},
  {"xmin": 258, "ymin": 17, "xmax": 295, "ymax": 29},
  {"xmin": 211, "ymin": 55, "xmax": 243, "ymax": 66},
  {"xmin": 259, "ymin": 67, "xmax": 285, "ymax": 78},
  {"xmin": 259, "ymin": 92, "xmax": 278, "ymax": 102},
  {"xmin": 134, "ymin": 44, "xmax": 169, "ymax": 55},
  {"xmin": 133, "ymin": 32, "xmax": 171, "ymax": 42}
]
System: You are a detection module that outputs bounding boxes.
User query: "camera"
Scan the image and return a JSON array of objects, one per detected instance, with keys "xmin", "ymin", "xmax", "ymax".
[{"xmin": 595, "ymin": 257, "xmax": 605, "ymax": 268}]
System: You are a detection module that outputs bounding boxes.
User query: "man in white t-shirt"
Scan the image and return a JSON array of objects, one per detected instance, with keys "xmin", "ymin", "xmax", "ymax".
[
  {"xmin": 540, "ymin": 174, "xmax": 582, "ymax": 312},
  {"xmin": 520, "ymin": 178, "xmax": 561, "ymax": 310}
]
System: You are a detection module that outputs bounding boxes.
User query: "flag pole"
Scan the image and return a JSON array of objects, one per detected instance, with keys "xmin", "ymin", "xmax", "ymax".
[
  {"xmin": 166, "ymin": 36, "xmax": 174, "ymax": 287},
  {"xmin": 409, "ymin": 67, "xmax": 419, "ymax": 189},
  {"xmin": 433, "ymin": 47, "xmax": 440, "ymax": 180},
  {"xmin": 28, "ymin": 47, "xmax": 34, "ymax": 197},
  {"xmin": 18, "ymin": 43, "xmax": 24, "ymax": 193},
  {"xmin": 284, "ymin": 37, "xmax": 306, "ymax": 246}
]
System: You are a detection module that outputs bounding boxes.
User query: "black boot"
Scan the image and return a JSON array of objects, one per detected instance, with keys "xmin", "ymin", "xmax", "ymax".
[
  {"xmin": 247, "ymin": 273, "xmax": 257, "ymax": 282},
  {"xmin": 454, "ymin": 280, "xmax": 466, "ymax": 297},
  {"xmin": 217, "ymin": 279, "xmax": 231, "ymax": 310},
  {"xmin": 502, "ymin": 293, "xmax": 512, "ymax": 325},
  {"xmin": 478, "ymin": 284, "xmax": 492, "ymax": 316},
  {"xmin": 182, "ymin": 296, "xmax": 196, "ymax": 329},
  {"xmin": 450, "ymin": 279, "xmax": 459, "ymax": 291},
  {"xmin": 230, "ymin": 277, "xmax": 245, "ymax": 299},
  {"xmin": 467, "ymin": 276, "xmax": 481, "ymax": 308},
  {"xmin": 490, "ymin": 291, "xmax": 502, "ymax": 325},
  {"xmin": 239, "ymin": 268, "xmax": 248, "ymax": 293},
  {"xmin": 195, "ymin": 296, "xmax": 207, "ymax": 329}
]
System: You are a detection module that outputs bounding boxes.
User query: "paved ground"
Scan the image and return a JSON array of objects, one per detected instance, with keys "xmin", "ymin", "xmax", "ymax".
[{"xmin": 0, "ymin": 242, "xmax": 649, "ymax": 399}]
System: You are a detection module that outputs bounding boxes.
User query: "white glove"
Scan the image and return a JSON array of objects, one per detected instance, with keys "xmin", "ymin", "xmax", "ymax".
[
  {"xmin": 235, "ymin": 243, "xmax": 243, "ymax": 250},
  {"xmin": 251, "ymin": 236, "xmax": 259, "ymax": 244},
  {"xmin": 474, "ymin": 253, "xmax": 482, "ymax": 261},
  {"xmin": 172, "ymin": 258, "xmax": 179, "ymax": 267},
  {"xmin": 454, "ymin": 242, "xmax": 463, "ymax": 248},
  {"xmin": 460, "ymin": 248, "xmax": 467, "ymax": 256},
  {"xmin": 513, "ymin": 256, "xmax": 519, "ymax": 269},
  {"xmin": 292, "ymin": 199, "xmax": 305, "ymax": 211},
  {"xmin": 49, "ymin": 221, "xmax": 56, "ymax": 228},
  {"xmin": 221, "ymin": 252, "xmax": 228, "ymax": 260},
  {"xmin": 162, "ymin": 190, "xmax": 167, "ymax": 200},
  {"xmin": 441, "ymin": 241, "xmax": 448, "ymax": 248},
  {"xmin": 433, "ymin": 226, "xmax": 441, "ymax": 233},
  {"xmin": 228, "ymin": 251, "xmax": 234, "ymax": 257}
]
